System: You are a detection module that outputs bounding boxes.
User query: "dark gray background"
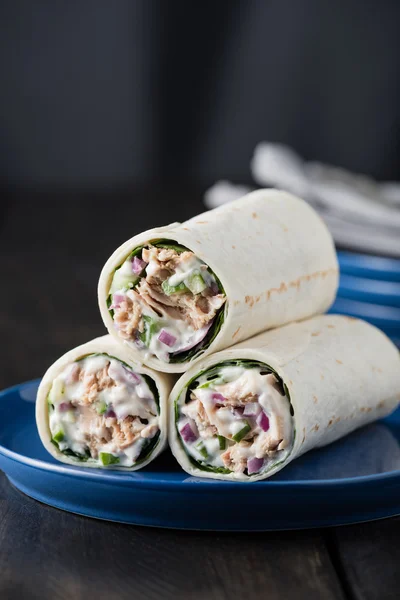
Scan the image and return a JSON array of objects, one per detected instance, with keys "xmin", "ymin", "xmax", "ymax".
[{"xmin": 1, "ymin": 0, "xmax": 399, "ymax": 189}]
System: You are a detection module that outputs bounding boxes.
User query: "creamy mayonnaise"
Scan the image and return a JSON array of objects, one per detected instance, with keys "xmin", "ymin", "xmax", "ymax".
[
  {"xmin": 48, "ymin": 354, "xmax": 159, "ymax": 467},
  {"xmin": 177, "ymin": 364, "xmax": 294, "ymax": 475}
]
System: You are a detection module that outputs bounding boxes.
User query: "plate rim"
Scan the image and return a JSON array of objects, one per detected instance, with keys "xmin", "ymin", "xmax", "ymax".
[{"xmin": 338, "ymin": 250, "xmax": 400, "ymax": 271}]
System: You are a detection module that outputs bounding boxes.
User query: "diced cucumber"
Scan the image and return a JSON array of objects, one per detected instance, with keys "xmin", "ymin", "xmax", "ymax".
[
  {"xmin": 99, "ymin": 452, "xmax": 120, "ymax": 466},
  {"xmin": 48, "ymin": 379, "xmax": 65, "ymax": 405},
  {"xmin": 161, "ymin": 280, "xmax": 188, "ymax": 296},
  {"xmin": 96, "ymin": 401, "xmax": 107, "ymax": 415},
  {"xmin": 186, "ymin": 273, "xmax": 207, "ymax": 295},
  {"xmin": 195, "ymin": 442, "xmax": 209, "ymax": 459},
  {"xmin": 232, "ymin": 422, "xmax": 251, "ymax": 443},
  {"xmin": 218, "ymin": 435, "xmax": 227, "ymax": 450},
  {"xmin": 110, "ymin": 268, "xmax": 138, "ymax": 295},
  {"xmin": 140, "ymin": 315, "xmax": 158, "ymax": 346},
  {"xmin": 196, "ymin": 377, "xmax": 225, "ymax": 390},
  {"xmin": 52, "ymin": 430, "xmax": 64, "ymax": 443}
]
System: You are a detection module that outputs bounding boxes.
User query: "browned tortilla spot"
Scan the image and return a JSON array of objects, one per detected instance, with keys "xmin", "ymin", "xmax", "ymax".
[
  {"xmin": 252, "ymin": 212, "xmax": 258, "ymax": 218},
  {"xmin": 328, "ymin": 419, "xmax": 333, "ymax": 427},
  {"xmin": 311, "ymin": 332, "xmax": 320, "ymax": 337},
  {"xmin": 372, "ymin": 366, "xmax": 383, "ymax": 373},
  {"xmin": 182, "ymin": 227, "xmax": 190, "ymax": 230},
  {"xmin": 336, "ymin": 359, "xmax": 343, "ymax": 365},
  {"xmin": 196, "ymin": 221, "xmax": 208, "ymax": 224},
  {"xmin": 264, "ymin": 268, "xmax": 338, "ymax": 301},
  {"xmin": 327, "ymin": 325, "xmax": 335, "ymax": 329},
  {"xmin": 302, "ymin": 428, "xmax": 306, "ymax": 443},
  {"xmin": 313, "ymin": 395, "xmax": 318, "ymax": 404},
  {"xmin": 232, "ymin": 245, "xmax": 236, "ymax": 249},
  {"xmin": 245, "ymin": 296, "xmax": 255, "ymax": 307},
  {"xmin": 378, "ymin": 401, "xmax": 385, "ymax": 409},
  {"xmin": 255, "ymin": 295, "xmax": 261, "ymax": 303},
  {"xmin": 232, "ymin": 326, "xmax": 241, "ymax": 339},
  {"xmin": 320, "ymin": 374, "xmax": 325, "ymax": 380},
  {"xmin": 233, "ymin": 300, "xmax": 240, "ymax": 306},
  {"xmin": 313, "ymin": 424, "xmax": 319, "ymax": 432}
]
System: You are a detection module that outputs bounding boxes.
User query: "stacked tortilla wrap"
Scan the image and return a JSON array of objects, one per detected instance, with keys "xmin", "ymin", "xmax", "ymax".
[
  {"xmin": 98, "ymin": 189, "xmax": 339, "ymax": 373},
  {"xmin": 36, "ymin": 335, "xmax": 175, "ymax": 470},
  {"xmin": 169, "ymin": 315, "xmax": 400, "ymax": 481}
]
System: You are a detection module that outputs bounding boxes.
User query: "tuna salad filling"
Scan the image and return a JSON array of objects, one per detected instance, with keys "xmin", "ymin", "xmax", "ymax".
[
  {"xmin": 107, "ymin": 240, "xmax": 226, "ymax": 363},
  {"xmin": 176, "ymin": 361, "xmax": 294, "ymax": 477},
  {"xmin": 48, "ymin": 354, "xmax": 160, "ymax": 467}
]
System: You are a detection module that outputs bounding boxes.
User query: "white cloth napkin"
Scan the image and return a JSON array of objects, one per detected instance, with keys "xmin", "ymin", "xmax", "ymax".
[{"xmin": 205, "ymin": 142, "xmax": 400, "ymax": 257}]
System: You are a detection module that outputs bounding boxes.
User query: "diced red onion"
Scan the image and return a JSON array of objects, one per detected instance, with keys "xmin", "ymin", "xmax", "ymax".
[
  {"xmin": 247, "ymin": 456, "xmax": 264, "ymax": 475},
  {"xmin": 210, "ymin": 282, "xmax": 219, "ymax": 295},
  {"xmin": 211, "ymin": 392, "xmax": 227, "ymax": 404},
  {"xmin": 132, "ymin": 256, "xmax": 147, "ymax": 274},
  {"xmin": 106, "ymin": 409, "xmax": 116, "ymax": 419},
  {"xmin": 243, "ymin": 402, "xmax": 261, "ymax": 417},
  {"xmin": 59, "ymin": 402, "xmax": 73, "ymax": 412},
  {"xmin": 180, "ymin": 422, "xmax": 197, "ymax": 443},
  {"xmin": 158, "ymin": 329, "xmax": 177, "ymax": 347},
  {"xmin": 257, "ymin": 411, "xmax": 270, "ymax": 432},
  {"xmin": 232, "ymin": 406, "xmax": 245, "ymax": 418},
  {"xmin": 122, "ymin": 365, "xmax": 141, "ymax": 384},
  {"xmin": 110, "ymin": 293, "xmax": 125, "ymax": 310}
]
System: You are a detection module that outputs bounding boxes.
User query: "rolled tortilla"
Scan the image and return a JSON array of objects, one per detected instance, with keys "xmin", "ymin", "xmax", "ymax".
[
  {"xmin": 36, "ymin": 335, "xmax": 175, "ymax": 470},
  {"xmin": 169, "ymin": 315, "xmax": 400, "ymax": 481},
  {"xmin": 98, "ymin": 189, "xmax": 338, "ymax": 373}
]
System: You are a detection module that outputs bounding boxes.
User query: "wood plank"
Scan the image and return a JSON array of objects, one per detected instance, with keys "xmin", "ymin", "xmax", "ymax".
[
  {"xmin": 0, "ymin": 472, "xmax": 345, "ymax": 600},
  {"xmin": 328, "ymin": 519, "xmax": 400, "ymax": 600}
]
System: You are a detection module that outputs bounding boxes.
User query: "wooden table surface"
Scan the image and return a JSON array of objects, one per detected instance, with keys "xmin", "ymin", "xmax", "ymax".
[{"xmin": 0, "ymin": 187, "xmax": 399, "ymax": 600}]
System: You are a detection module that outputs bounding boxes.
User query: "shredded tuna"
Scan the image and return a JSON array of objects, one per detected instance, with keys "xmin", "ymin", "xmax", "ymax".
[
  {"xmin": 138, "ymin": 277, "xmax": 225, "ymax": 331},
  {"xmin": 72, "ymin": 363, "xmax": 155, "ymax": 454},
  {"xmin": 142, "ymin": 247, "xmax": 194, "ymax": 284},
  {"xmin": 78, "ymin": 365, "xmax": 115, "ymax": 405},
  {"xmin": 206, "ymin": 383, "xmax": 258, "ymax": 407},
  {"xmin": 112, "ymin": 246, "xmax": 226, "ymax": 345},
  {"xmin": 221, "ymin": 442, "xmax": 252, "ymax": 473},
  {"xmin": 78, "ymin": 401, "xmax": 149, "ymax": 456},
  {"xmin": 179, "ymin": 367, "xmax": 292, "ymax": 474},
  {"xmin": 113, "ymin": 292, "xmax": 143, "ymax": 339},
  {"xmin": 182, "ymin": 398, "xmax": 218, "ymax": 438}
]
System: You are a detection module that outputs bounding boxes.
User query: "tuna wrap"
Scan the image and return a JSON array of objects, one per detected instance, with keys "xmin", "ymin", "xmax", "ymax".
[
  {"xmin": 36, "ymin": 335, "xmax": 174, "ymax": 470},
  {"xmin": 169, "ymin": 315, "xmax": 400, "ymax": 481},
  {"xmin": 98, "ymin": 189, "xmax": 339, "ymax": 373}
]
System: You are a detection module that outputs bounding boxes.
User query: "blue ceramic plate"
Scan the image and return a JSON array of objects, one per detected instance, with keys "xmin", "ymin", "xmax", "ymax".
[
  {"xmin": 1, "ymin": 380, "xmax": 400, "ymax": 530},
  {"xmin": 329, "ymin": 298, "xmax": 400, "ymax": 332},
  {"xmin": 338, "ymin": 274, "xmax": 400, "ymax": 307},
  {"xmin": 338, "ymin": 251, "xmax": 400, "ymax": 282}
]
